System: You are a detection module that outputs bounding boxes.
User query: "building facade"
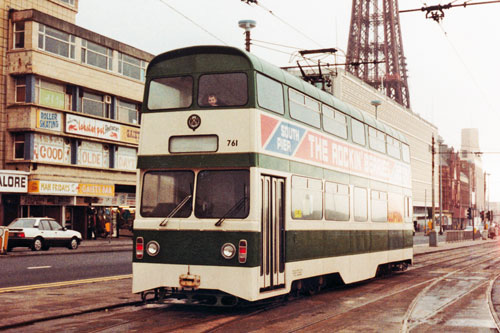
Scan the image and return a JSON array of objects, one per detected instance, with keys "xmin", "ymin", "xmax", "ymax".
[{"xmin": 0, "ymin": 0, "xmax": 153, "ymax": 238}]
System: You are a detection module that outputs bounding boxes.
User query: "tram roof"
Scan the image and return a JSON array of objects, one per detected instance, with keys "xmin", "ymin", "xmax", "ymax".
[{"xmin": 150, "ymin": 45, "xmax": 408, "ymax": 144}]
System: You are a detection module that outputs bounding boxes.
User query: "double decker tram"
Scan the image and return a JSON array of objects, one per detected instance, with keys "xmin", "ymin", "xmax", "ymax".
[{"xmin": 133, "ymin": 46, "xmax": 413, "ymax": 306}]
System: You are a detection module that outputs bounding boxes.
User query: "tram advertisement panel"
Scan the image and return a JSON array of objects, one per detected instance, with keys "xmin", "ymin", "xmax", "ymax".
[{"xmin": 260, "ymin": 113, "xmax": 411, "ymax": 187}]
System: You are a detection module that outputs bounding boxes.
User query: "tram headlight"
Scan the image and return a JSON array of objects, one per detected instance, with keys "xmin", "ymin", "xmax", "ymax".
[
  {"xmin": 221, "ymin": 243, "xmax": 236, "ymax": 259},
  {"xmin": 146, "ymin": 241, "xmax": 160, "ymax": 257}
]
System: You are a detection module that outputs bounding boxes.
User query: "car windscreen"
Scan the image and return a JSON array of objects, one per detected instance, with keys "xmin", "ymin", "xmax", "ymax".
[{"xmin": 8, "ymin": 218, "xmax": 36, "ymax": 228}]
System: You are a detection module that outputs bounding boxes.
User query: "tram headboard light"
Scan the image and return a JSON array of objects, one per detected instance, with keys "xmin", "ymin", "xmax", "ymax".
[
  {"xmin": 136, "ymin": 237, "xmax": 144, "ymax": 259},
  {"xmin": 221, "ymin": 243, "xmax": 236, "ymax": 259},
  {"xmin": 146, "ymin": 241, "xmax": 160, "ymax": 257}
]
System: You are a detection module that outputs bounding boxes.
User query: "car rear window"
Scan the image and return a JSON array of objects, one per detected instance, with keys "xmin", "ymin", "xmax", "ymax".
[{"xmin": 9, "ymin": 218, "xmax": 36, "ymax": 228}]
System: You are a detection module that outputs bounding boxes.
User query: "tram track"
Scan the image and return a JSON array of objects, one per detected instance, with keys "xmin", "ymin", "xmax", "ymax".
[{"xmin": 7, "ymin": 242, "xmax": 500, "ymax": 332}]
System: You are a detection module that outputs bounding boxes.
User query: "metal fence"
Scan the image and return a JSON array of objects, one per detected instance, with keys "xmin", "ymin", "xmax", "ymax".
[{"xmin": 445, "ymin": 230, "xmax": 480, "ymax": 242}]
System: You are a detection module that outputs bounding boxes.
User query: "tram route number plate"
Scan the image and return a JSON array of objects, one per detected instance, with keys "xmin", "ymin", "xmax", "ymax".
[{"xmin": 179, "ymin": 274, "xmax": 201, "ymax": 288}]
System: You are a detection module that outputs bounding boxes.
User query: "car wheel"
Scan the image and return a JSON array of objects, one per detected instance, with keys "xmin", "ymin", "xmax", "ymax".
[
  {"xmin": 42, "ymin": 244, "xmax": 50, "ymax": 251},
  {"xmin": 68, "ymin": 237, "xmax": 79, "ymax": 250},
  {"xmin": 31, "ymin": 237, "xmax": 43, "ymax": 251}
]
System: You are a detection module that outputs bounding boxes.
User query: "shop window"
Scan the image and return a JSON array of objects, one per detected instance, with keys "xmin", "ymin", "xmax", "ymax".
[
  {"xmin": 371, "ymin": 190, "xmax": 388, "ymax": 222},
  {"xmin": 14, "ymin": 22, "xmax": 25, "ymax": 49},
  {"xmin": 117, "ymin": 100, "xmax": 139, "ymax": 124},
  {"xmin": 38, "ymin": 24, "xmax": 75, "ymax": 59},
  {"xmin": 81, "ymin": 91, "xmax": 109, "ymax": 118},
  {"xmin": 325, "ymin": 182, "xmax": 350, "ymax": 221},
  {"xmin": 291, "ymin": 176, "xmax": 322, "ymax": 220},
  {"xmin": 14, "ymin": 133, "xmax": 25, "ymax": 159},
  {"xmin": 82, "ymin": 40, "xmax": 113, "ymax": 71},
  {"xmin": 289, "ymin": 89, "xmax": 321, "ymax": 128},
  {"xmin": 323, "ymin": 105, "xmax": 348, "ymax": 139},
  {"xmin": 118, "ymin": 52, "xmax": 146, "ymax": 81},
  {"xmin": 15, "ymin": 77, "xmax": 26, "ymax": 103}
]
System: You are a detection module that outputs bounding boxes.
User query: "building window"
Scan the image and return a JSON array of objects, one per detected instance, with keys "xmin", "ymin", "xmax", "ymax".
[
  {"xmin": 81, "ymin": 91, "xmax": 109, "ymax": 118},
  {"xmin": 35, "ymin": 79, "xmax": 66, "ymax": 110},
  {"xmin": 58, "ymin": 0, "xmax": 75, "ymax": 6},
  {"xmin": 15, "ymin": 77, "xmax": 26, "ymax": 103},
  {"xmin": 118, "ymin": 53, "xmax": 146, "ymax": 81},
  {"xmin": 14, "ymin": 134, "xmax": 25, "ymax": 159},
  {"xmin": 291, "ymin": 176, "xmax": 323, "ymax": 220},
  {"xmin": 38, "ymin": 24, "xmax": 75, "ymax": 59},
  {"xmin": 402, "ymin": 144, "xmax": 411, "ymax": 163},
  {"xmin": 81, "ymin": 40, "xmax": 112, "ymax": 71},
  {"xmin": 117, "ymin": 100, "xmax": 139, "ymax": 124},
  {"xmin": 289, "ymin": 89, "xmax": 321, "ymax": 128},
  {"xmin": 14, "ymin": 22, "xmax": 25, "ymax": 49}
]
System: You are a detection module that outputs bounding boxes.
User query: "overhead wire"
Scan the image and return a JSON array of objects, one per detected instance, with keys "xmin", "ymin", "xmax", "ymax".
[
  {"xmin": 246, "ymin": 0, "xmax": 323, "ymax": 48},
  {"xmin": 157, "ymin": 0, "xmax": 228, "ymax": 45}
]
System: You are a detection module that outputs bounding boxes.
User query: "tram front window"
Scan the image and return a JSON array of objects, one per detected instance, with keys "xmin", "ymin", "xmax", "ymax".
[
  {"xmin": 198, "ymin": 73, "xmax": 248, "ymax": 107},
  {"xmin": 141, "ymin": 171, "xmax": 194, "ymax": 217},
  {"xmin": 147, "ymin": 76, "xmax": 193, "ymax": 110},
  {"xmin": 195, "ymin": 170, "xmax": 249, "ymax": 218}
]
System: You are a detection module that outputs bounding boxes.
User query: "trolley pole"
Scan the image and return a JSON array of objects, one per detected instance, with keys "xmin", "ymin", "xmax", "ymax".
[{"xmin": 429, "ymin": 135, "xmax": 437, "ymax": 246}]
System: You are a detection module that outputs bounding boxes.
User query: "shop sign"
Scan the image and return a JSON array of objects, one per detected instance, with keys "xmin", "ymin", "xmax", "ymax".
[
  {"xmin": 28, "ymin": 180, "xmax": 78, "ymax": 195},
  {"xmin": 40, "ymin": 88, "xmax": 65, "ymax": 109},
  {"xmin": 66, "ymin": 114, "xmax": 120, "ymax": 141},
  {"xmin": 78, "ymin": 184, "xmax": 114, "ymax": 197},
  {"xmin": 21, "ymin": 195, "xmax": 74, "ymax": 206},
  {"xmin": 77, "ymin": 141, "xmax": 109, "ymax": 168},
  {"xmin": 116, "ymin": 146, "xmax": 137, "ymax": 170},
  {"xmin": 37, "ymin": 110, "xmax": 62, "ymax": 131},
  {"xmin": 121, "ymin": 125, "xmax": 140, "ymax": 144},
  {"xmin": 0, "ymin": 171, "xmax": 28, "ymax": 193},
  {"xmin": 33, "ymin": 134, "xmax": 71, "ymax": 164},
  {"xmin": 29, "ymin": 180, "xmax": 115, "ymax": 198}
]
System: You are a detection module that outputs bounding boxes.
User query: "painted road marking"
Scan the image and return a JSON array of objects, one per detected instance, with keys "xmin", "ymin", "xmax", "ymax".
[
  {"xmin": 0, "ymin": 274, "xmax": 132, "ymax": 294},
  {"xmin": 27, "ymin": 266, "xmax": 52, "ymax": 270}
]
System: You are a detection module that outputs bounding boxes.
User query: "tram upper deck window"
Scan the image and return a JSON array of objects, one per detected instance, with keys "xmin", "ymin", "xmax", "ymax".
[
  {"xmin": 289, "ymin": 89, "xmax": 321, "ymax": 128},
  {"xmin": 198, "ymin": 73, "xmax": 248, "ymax": 107},
  {"xmin": 195, "ymin": 170, "xmax": 249, "ymax": 219},
  {"xmin": 351, "ymin": 119, "xmax": 366, "ymax": 146},
  {"xmin": 257, "ymin": 74, "xmax": 284, "ymax": 114},
  {"xmin": 402, "ymin": 143, "xmax": 410, "ymax": 163},
  {"xmin": 147, "ymin": 76, "xmax": 193, "ymax": 110},
  {"xmin": 323, "ymin": 105, "xmax": 348, "ymax": 139},
  {"xmin": 141, "ymin": 171, "xmax": 194, "ymax": 217}
]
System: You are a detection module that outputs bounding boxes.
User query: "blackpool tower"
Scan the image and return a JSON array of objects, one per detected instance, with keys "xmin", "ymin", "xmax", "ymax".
[{"xmin": 346, "ymin": 0, "xmax": 411, "ymax": 108}]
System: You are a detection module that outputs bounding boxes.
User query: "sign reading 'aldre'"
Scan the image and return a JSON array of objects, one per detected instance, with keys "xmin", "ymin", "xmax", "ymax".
[{"xmin": 0, "ymin": 171, "xmax": 28, "ymax": 193}]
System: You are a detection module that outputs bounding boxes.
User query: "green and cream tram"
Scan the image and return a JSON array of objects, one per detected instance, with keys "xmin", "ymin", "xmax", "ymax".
[{"xmin": 133, "ymin": 46, "xmax": 413, "ymax": 305}]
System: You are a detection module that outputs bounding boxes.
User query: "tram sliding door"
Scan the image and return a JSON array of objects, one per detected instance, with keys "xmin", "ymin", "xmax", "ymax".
[{"xmin": 260, "ymin": 175, "xmax": 285, "ymax": 291}]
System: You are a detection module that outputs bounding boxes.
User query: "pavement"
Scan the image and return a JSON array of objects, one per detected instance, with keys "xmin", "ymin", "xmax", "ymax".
[
  {"xmin": 0, "ymin": 236, "xmax": 133, "ymax": 258},
  {"xmin": 0, "ymin": 234, "xmax": 498, "ymax": 330}
]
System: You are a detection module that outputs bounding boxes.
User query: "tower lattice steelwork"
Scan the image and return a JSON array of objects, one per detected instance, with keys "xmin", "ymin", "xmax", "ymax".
[{"xmin": 346, "ymin": 0, "xmax": 411, "ymax": 108}]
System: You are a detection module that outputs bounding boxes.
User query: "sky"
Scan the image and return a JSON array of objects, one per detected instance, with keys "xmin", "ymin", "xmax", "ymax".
[{"xmin": 77, "ymin": 0, "xmax": 500, "ymax": 201}]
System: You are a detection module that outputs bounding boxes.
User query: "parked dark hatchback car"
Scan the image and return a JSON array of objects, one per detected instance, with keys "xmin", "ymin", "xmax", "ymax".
[{"xmin": 7, "ymin": 217, "xmax": 82, "ymax": 251}]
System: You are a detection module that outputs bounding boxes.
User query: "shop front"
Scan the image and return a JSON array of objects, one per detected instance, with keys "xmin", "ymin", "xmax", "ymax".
[{"xmin": 0, "ymin": 170, "xmax": 29, "ymax": 226}]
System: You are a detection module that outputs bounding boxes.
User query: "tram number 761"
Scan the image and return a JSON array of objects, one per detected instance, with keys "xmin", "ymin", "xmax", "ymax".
[{"xmin": 227, "ymin": 140, "xmax": 239, "ymax": 147}]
